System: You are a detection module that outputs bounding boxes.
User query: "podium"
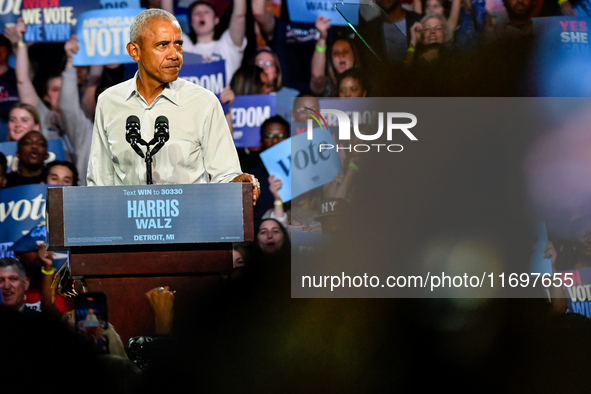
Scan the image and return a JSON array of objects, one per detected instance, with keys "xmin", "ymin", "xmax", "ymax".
[{"xmin": 46, "ymin": 183, "xmax": 254, "ymax": 342}]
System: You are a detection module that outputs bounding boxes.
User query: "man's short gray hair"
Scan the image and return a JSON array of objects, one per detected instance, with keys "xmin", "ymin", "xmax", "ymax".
[
  {"xmin": 0, "ymin": 257, "xmax": 26, "ymax": 279},
  {"xmin": 130, "ymin": 9, "xmax": 178, "ymax": 45}
]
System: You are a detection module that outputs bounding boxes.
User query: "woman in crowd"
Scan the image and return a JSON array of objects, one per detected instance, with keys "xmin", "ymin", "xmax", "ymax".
[
  {"xmin": 6, "ymin": 103, "xmax": 41, "ymax": 142},
  {"xmin": 407, "ymin": 14, "xmax": 453, "ymax": 65},
  {"xmin": 413, "ymin": 0, "xmax": 488, "ymax": 48},
  {"xmin": 252, "ymin": 47, "xmax": 282, "ymax": 93},
  {"xmin": 229, "ymin": 64, "xmax": 272, "ymax": 96},
  {"xmin": 256, "ymin": 218, "xmax": 291, "ymax": 257},
  {"xmin": 337, "ymin": 69, "xmax": 368, "ymax": 98},
  {"xmin": 181, "ymin": 0, "xmax": 247, "ymax": 86},
  {"xmin": 310, "ymin": 16, "xmax": 360, "ymax": 97}
]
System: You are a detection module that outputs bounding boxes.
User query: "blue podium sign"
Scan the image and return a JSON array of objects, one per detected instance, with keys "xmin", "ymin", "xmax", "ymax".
[{"xmin": 60, "ymin": 183, "xmax": 245, "ymax": 246}]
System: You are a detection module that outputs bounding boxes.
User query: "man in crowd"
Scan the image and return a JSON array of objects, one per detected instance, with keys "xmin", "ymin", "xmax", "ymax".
[
  {"xmin": 485, "ymin": 0, "xmax": 535, "ymax": 40},
  {"xmin": 5, "ymin": 130, "xmax": 48, "ymax": 188},
  {"xmin": 87, "ymin": 9, "xmax": 260, "ymax": 203},
  {"xmin": 0, "ymin": 257, "xmax": 30, "ymax": 311},
  {"xmin": 45, "ymin": 160, "xmax": 78, "ymax": 186}
]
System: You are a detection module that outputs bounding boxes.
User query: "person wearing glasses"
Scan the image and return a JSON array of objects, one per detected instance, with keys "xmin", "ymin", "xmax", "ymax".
[
  {"xmin": 246, "ymin": 115, "xmax": 290, "ymax": 227},
  {"xmin": 252, "ymin": 48, "xmax": 282, "ymax": 93}
]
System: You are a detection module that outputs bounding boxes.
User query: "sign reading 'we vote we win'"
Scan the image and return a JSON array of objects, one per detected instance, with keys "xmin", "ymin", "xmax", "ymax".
[{"xmin": 0, "ymin": 0, "xmax": 140, "ymax": 43}]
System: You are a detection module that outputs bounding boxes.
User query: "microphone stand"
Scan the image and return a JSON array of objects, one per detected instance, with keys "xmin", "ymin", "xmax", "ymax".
[
  {"xmin": 130, "ymin": 139, "xmax": 158, "ymax": 185},
  {"xmin": 145, "ymin": 146, "xmax": 154, "ymax": 185},
  {"xmin": 135, "ymin": 139, "xmax": 167, "ymax": 185}
]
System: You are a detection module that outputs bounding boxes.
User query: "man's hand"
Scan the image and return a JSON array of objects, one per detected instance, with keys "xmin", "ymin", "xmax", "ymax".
[{"xmin": 231, "ymin": 173, "xmax": 260, "ymax": 205}]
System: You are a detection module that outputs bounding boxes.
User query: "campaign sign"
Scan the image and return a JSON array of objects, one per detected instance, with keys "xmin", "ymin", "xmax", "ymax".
[
  {"xmin": 286, "ymin": 0, "xmax": 358, "ymax": 26},
  {"xmin": 232, "ymin": 94, "xmax": 276, "ymax": 148},
  {"xmin": 73, "ymin": 8, "xmax": 145, "ymax": 66},
  {"xmin": 563, "ymin": 267, "xmax": 591, "ymax": 318},
  {"xmin": 260, "ymin": 127, "xmax": 342, "ymax": 202},
  {"xmin": 532, "ymin": 17, "xmax": 591, "ymax": 95},
  {"xmin": 0, "ymin": 139, "xmax": 65, "ymax": 173},
  {"xmin": 0, "ymin": 0, "xmax": 140, "ymax": 43},
  {"xmin": 532, "ymin": 17, "xmax": 591, "ymax": 53},
  {"xmin": 10, "ymin": 219, "xmax": 45, "ymax": 251},
  {"xmin": 0, "ymin": 184, "xmax": 48, "ymax": 245},
  {"xmin": 574, "ymin": 3, "xmax": 591, "ymax": 17},
  {"xmin": 179, "ymin": 60, "xmax": 226, "ymax": 96},
  {"xmin": 61, "ymin": 183, "xmax": 244, "ymax": 246}
]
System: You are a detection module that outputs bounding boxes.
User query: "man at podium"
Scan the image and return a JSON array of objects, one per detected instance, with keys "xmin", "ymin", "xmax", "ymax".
[{"xmin": 87, "ymin": 9, "xmax": 260, "ymax": 203}]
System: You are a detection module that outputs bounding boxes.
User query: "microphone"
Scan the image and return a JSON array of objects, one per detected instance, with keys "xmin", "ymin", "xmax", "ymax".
[
  {"xmin": 126, "ymin": 115, "xmax": 145, "ymax": 158},
  {"xmin": 151, "ymin": 116, "xmax": 170, "ymax": 156},
  {"xmin": 154, "ymin": 116, "xmax": 170, "ymax": 143}
]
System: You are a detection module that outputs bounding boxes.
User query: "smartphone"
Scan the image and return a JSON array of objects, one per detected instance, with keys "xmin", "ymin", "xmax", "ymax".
[{"xmin": 74, "ymin": 292, "xmax": 109, "ymax": 354}]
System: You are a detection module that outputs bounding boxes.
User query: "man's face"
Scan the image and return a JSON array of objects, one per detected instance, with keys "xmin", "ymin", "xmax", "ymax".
[
  {"xmin": 261, "ymin": 122, "xmax": 288, "ymax": 150},
  {"xmin": 0, "ymin": 265, "xmax": 29, "ymax": 309},
  {"xmin": 46, "ymin": 165, "xmax": 74, "ymax": 186},
  {"xmin": 191, "ymin": 4, "xmax": 218, "ymax": 36},
  {"xmin": 506, "ymin": 0, "xmax": 533, "ymax": 19},
  {"xmin": 130, "ymin": 19, "xmax": 183, "ymax": 86},
  {"xmin": 257, "ymin": 220, "xmax": 285, "ymax": 254},
  {"xmin": 17, "ymin": 131, "xmax": 48, "ymax": 168},
  {"xmin": 292, "ymin": 96, "xmax": 320, "ymax": 123},
  {"xmin": 44, "ymin": 77, "xmax": 61, "ymax": 112},
  {"xmin": 375, "ymin": 0, "xmax": 401, "ymax": 13}
]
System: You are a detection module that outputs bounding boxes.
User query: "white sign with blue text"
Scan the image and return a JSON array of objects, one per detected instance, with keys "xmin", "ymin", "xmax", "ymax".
[{"xmin": 260, "ymin": 128, "xmax": 342, "ymax": 202}]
